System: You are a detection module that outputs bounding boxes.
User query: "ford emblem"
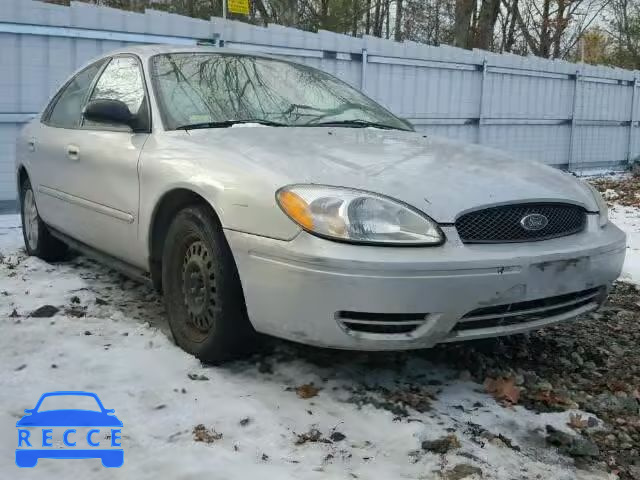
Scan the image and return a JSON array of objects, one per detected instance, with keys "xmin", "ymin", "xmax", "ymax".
[{"xmin": 520, "ymin": 213, "xmax": 549, "ymax": 231}]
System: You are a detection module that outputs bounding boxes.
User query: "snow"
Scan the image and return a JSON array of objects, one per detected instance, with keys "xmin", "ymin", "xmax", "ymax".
[
  {"xmin": 0, "ymin": 213, "xmax": 625, "ymax": 479},
  {"xmin": 609, "ymin": 204, "xmax": 640, "ymax": 285},
  {"xmin": 230, "ymin": 123, "xmax": 269, "ymax": 128},
  {"xmin": 576, "ymin": 169, "xmax": 628, "ymax": 178}
]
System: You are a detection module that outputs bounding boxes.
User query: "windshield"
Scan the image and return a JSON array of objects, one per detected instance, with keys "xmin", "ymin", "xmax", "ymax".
[{"xmin": 150, "ymin": 53, "xmax": 411, "ymax": 131}]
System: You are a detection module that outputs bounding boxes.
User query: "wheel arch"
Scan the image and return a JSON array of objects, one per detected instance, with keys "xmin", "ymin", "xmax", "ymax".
[
  {"xmin": 148, "ymin": 188, "xmax": 221, "ymax": 292},
  {"xmin": 17, "ymin": 164, "xmax": 30, "ymax": 193}
]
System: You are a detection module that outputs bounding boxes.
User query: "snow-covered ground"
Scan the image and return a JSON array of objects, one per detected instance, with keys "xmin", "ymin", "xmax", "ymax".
[
  {"xmin": 0, "ymin": 211, "xmax": 633, "ymax": 479},
  {"xmin": 609, "ymin": 205, "xmax": 640, "ymax": 285}
]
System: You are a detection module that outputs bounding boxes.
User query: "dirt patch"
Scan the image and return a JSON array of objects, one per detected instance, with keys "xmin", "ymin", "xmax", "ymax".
[{"xmin": 590, "ymin": 176, "xmax": 640, "ymax": 207}]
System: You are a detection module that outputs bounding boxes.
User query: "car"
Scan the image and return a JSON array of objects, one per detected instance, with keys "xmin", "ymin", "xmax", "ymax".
[
  {"xmin": 15, "ymin": 391, "xmax": 123, "ymax": 468},
  {"xmin": 16, "ymin": 45, "xmax": 626, "ymax": 363}
]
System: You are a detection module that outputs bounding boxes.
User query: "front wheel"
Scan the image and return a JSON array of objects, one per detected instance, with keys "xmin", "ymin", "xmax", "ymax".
[
  {"xmin": 20, "ymin": 178, "xmax": 67, "ymax": 261},
  {"xmin": 161, "ymin": 205, "xmax": 256, "ymax": 363}
]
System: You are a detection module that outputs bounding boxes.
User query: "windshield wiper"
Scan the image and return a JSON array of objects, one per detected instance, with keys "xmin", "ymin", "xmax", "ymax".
[
  {"xmin": 304, "ymin": 120, "xmax": 407, "ymax": 131},
  {"xmin": 175, "ymin": 119, "xmax": 288, "ymax": 130},
  {"xmin": 283, "ymin": 103, "xmax": 326, "ymax": 115}
]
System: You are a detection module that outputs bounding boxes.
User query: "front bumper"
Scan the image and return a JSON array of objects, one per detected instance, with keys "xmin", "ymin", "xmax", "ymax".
[{"xmin": 225, "ymin": 216, "xmax": 626, "ymax": 350}]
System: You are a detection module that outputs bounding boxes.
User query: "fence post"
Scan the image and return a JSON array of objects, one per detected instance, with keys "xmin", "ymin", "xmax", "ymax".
[
  {"xmin": 628, "ymin": 77, "xmax": 638, "ymax": 165},
  {"xmin": 361, "ymin": 48, "xmax": 368, "ymax": 92},
  {"xmin": 567, "ymin": 69, "xmax": 581, "ymax": 172},
  {"xmin": 477, "ymin": 58, "xmax": 488, "ymax": 145}
]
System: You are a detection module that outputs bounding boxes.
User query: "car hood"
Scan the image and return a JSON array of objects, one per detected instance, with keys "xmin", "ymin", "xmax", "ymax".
[
  {"xmin": 187, "ymin": 127, "xmax": 596, "ymax": 223},
  {"xmin": 16, "ymin": 410, "xmax": 123, "ymax": 427}
]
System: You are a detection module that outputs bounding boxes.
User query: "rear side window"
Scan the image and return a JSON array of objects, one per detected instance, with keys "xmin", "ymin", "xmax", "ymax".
[{"xmin": 46, "ymin": 60, "xmax": 105, "ymax": 129}]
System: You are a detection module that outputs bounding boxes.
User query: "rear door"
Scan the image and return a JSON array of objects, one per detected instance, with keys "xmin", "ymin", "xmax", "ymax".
[{"xmin": 32, "ymin": 59, "xmax": 107, "ymax": 233}]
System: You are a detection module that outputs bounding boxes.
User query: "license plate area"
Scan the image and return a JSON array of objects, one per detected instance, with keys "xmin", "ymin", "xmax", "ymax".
[{"xmin": 528, "ymin": 256, "xmax": 592, "ymax": 298}]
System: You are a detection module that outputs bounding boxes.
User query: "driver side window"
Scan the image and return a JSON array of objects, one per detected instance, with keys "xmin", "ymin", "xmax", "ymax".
[{"xmin": 84, "ymin": 56, "xmax": 146, "ymax": 128}]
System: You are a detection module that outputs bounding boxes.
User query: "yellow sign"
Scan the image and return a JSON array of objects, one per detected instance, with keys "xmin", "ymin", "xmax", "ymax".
[{"xmin": 228, "ymin": 0, "xmax": 250, "ymax": 15}]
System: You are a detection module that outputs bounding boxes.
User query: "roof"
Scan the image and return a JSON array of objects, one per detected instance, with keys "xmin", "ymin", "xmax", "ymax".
[{"xmin": 104, "ymin": 44, "xmax": 278, "ymax": 61}]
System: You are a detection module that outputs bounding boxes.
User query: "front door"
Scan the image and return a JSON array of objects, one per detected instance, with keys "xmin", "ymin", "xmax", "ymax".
[{"xmin": 63, "ymin": 55, "xmax": 150, "ymax": 266}]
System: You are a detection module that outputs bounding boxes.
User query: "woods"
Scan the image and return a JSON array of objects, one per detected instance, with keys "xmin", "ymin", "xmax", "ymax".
[{"xmin": 43, "ymin": 0, "xmax": 640, "ymax": 69}]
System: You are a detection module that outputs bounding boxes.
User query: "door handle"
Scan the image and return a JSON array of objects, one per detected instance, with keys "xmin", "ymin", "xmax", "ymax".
[
  {"xmin": 27, "ymin": 137, "xmax": 36, "ymax": 152},
  {"xmin": 67, "ymin": 144, "xmax": 80, "ymax": 161}
]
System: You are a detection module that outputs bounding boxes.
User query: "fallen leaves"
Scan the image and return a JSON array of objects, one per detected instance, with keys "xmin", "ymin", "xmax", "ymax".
[
  {"xmin": 533, "ymin": 389, "xmax": 574, "ymax": 409},
  {"xmin": 295, "ymin": 427, "xmax": 330, "ymax": 445},
  {"xmin": 567, "ymin": 413, "xmax": 588, "ymax": 430},
  {"xmin": 590, "ymin": 177, "xmax": 640, "ymax": 207},
  {"xmin": 296, "ymin": 383, "xmax": 320, "ymax": 399},
  {"xmin": 484, "ymin": 377, "xmax": 520, "ymax": 406},
  {"xmin": 193, "ymin": 424, "xmax": 223, "ymax": 443}
]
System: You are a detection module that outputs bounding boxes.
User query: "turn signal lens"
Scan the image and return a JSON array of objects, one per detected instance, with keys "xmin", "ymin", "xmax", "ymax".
[{"xmin": 276, "ymin": 190, "xmax": 314, "ymax": 230}]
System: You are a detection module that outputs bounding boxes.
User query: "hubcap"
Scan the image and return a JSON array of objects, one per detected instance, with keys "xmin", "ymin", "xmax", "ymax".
[
  {"xmin": 182, "ymin": 241, "xmax": 217, "ymax": 332},
  {"xmin": 23, "ymin": 189, "xmax": 39, "ymax": 250}
]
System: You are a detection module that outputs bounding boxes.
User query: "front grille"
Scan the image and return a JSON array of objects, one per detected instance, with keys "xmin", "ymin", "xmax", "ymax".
[
  {"xmin": 455, "ymin": 203, "xmax": 586, "ymax": 243},
  {"xmin": 336, "ymin": 311, "xmax": 428, "ymax": 335},
  {"xmin": 452, "ymin": 287, "xmax": 602, "ymax": 332}
]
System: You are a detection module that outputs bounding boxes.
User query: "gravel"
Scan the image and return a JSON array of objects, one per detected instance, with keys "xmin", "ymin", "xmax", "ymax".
[{"xmin": 425, "ymin": 281, "xmax": 640, "ymax": 478}]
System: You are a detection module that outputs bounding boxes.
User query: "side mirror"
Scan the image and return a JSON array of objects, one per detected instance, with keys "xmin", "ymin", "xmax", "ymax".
[
  {"xmin": 24, "ymin": 409, "xmax": 34, "ymax": 414},
  {"xmin": 83, "ymin": 99, "xmax": 133, "ymax": 127}
]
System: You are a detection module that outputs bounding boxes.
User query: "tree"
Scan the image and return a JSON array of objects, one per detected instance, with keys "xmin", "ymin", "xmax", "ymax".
[
  {"xmin": 452, "ymin": 0, "xmax": 501, "ymax": 49},
  {"xmin": 43, "ymin": 0, "xmax": 640, "ymax": 70},
  {"xmin": 453, "ymin": 0, "xmax": 475, "ymax": 47},
  {"xmin": 401, "ymin": 0, "xmax": 455, "ymax": 45},
  {"xmin": 578, "ymin": 27, "xmax": 612, "ymax": 63},
  {"xmin": 475, "ymin": 0, "xmax": 502, "ymax": 48},
  {"xmin": 394, "ymin": 0, "xmax": 404, "ymax": 40},
  {"xmin": 607, "ymin": 0, "xmax": 640, "ymax": 68},
  {"xmin": 501, "ymin": 0, "xmax": 611, "ymax": 59}
]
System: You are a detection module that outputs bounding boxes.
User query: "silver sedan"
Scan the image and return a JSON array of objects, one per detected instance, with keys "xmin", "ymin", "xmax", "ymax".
[{"xmin": 16, "ymin": 45, "xmax": 626, "ymax": 362}]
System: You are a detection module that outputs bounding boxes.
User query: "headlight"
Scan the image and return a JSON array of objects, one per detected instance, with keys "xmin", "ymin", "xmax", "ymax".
[
  {"xmin": 585, "ymin": 182, "xmax": 608, "ymax": 227},
  {"xmin": 276, "ymin": 185, "xmax": 444, "ymax": 245}
]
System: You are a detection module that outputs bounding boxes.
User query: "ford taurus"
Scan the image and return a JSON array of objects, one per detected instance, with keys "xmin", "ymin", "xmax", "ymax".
[{"xmin": 16, "ymin": 45, "xmax": 626, "ymax": 362}]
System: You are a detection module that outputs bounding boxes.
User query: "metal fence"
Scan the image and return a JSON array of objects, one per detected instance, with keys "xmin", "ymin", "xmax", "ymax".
[{"xmin": 1, "ymin": 0, "xmax": 639, "ymax": 203}]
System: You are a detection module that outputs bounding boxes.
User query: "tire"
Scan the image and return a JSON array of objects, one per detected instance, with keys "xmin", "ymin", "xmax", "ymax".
[
  {"xmin": 20, "ymin": 177, "xmax": 67, "ymax": 261},
  {"xmin": 161, "ymin": 205, "xmax": 256, "ymax": 363}
]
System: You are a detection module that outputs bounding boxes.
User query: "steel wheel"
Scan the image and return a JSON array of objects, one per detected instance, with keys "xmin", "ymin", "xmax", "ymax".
[
  {"xmin": 182, "ymin": 240, "xmax": 218, "ymax": 334},
  {"xmin": 162, "ymin": 205, "xmax": 256, "ymax": 363},
  {"xmin": 23, "ymin": 189, "xmax": 39, "ymax": 251}
]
